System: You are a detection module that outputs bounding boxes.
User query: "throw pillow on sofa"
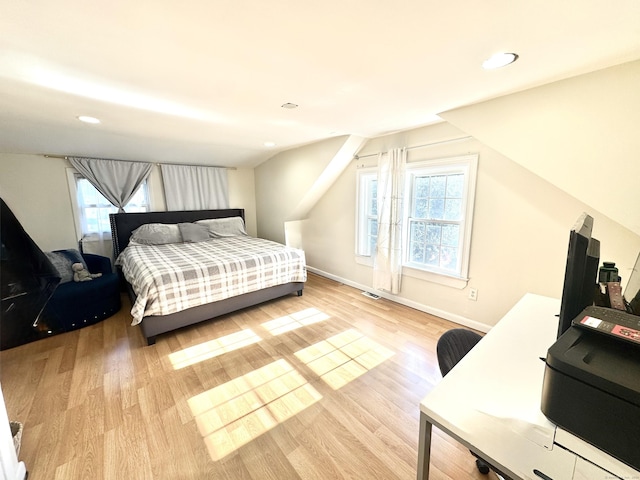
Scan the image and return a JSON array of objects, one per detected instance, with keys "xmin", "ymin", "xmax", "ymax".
[{"xmin": 45, "ymin": 249, "xmax": 87, "ymax": 284}]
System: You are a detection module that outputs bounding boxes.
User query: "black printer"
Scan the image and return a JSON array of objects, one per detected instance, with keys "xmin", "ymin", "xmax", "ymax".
[{"xmin": 541, "ymin": 306, "xmax": 640, "ymax": 471}]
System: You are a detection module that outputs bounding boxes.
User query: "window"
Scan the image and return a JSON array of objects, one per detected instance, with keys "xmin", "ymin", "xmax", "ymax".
[
  {"xmin": 355, "ymin": 154, "xmax": 477, "ymax": 282},
  {"xmin": 355, "ymin": 169, "xmax": 378, "ymax": 258},
  {"xmin": 404, "ymin": 155, "xmax": 477, "ymax": 279},
  {"xmin": 74, "ymin": 174, "xmax": 150, "ymax": 235}
]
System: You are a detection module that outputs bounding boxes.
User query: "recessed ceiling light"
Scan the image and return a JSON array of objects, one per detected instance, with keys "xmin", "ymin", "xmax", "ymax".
[
  {"xmin": 482, "ymin": 52, "xmax": 519, "ymax": 70},
  {"xmin": 77, "ymin": 115, "xmax": 100, "ymax": 124},
  {"xmin": 264, "ymin": 141, "xmax": 276, "ymax": 147},
  {"xmin": 281, "ymin": 103, "xmax": 298, "ymax": 109}
]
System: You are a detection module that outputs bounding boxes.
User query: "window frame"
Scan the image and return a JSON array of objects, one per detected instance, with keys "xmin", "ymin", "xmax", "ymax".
[
  {"xmin": 402, "ymin": 154, "xmax": 478, "ymax": 283},
  {"xmin": 355, "ymin": 167, "xmax": 378, "ymax": 264}
]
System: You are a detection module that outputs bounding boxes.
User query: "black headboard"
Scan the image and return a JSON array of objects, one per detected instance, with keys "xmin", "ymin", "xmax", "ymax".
[{"xmin": 109, "ymin": 209, "xmax": 245, "ymax": 257}]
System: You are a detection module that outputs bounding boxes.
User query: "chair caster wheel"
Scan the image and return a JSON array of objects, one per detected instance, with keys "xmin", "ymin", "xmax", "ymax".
[{"xmin": 476, "ymin": 458, "xmax": 490, "ymax": 475}]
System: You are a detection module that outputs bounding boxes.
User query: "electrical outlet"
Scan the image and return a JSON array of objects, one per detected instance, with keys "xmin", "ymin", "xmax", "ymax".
[{"xmin": 468, "ymin": 288, "xmax": 478, "ymax": 301}]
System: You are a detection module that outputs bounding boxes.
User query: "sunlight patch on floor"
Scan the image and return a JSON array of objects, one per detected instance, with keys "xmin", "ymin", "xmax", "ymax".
[
  {"xmin": 168, "ymin": 329, "xmax": 262, "ymax": 369},
  {"xmin": 294, "ymin": 329, "xmax": 395, "ymax": 390},
  {"xmin": 188, "ymin": 358, "xmax": 322, "ymax": 461},
  {"xmin": 261, "ymin": 308, "xmax": 330, "ymax": 335}
]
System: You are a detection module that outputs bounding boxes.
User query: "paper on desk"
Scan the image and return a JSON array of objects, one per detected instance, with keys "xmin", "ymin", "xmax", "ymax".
[{"xmin": 474, "ymin": 408, "xmax": 555, "ymax": 449}]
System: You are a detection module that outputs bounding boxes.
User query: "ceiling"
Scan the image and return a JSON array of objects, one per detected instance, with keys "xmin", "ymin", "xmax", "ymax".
[{"xmin": 1, "ymin": 1, "xmax": 639, "ymax": 168}]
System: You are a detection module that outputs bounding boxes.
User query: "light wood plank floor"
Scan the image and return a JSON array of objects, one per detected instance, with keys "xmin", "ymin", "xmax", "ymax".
[{"xmin": 1, "ymin": 273, "xmax": 499, "ymax": 480}]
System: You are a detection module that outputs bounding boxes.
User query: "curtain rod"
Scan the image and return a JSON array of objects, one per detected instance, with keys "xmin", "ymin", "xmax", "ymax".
[
  {"xmin": 43, "ymin": 154, "xmax": 236, "ymax": 170},
  {"xmin": 158, "ymin": 161, "xmax": 236, "ymax": 170},
  {"xmin": 353, "ymin": 135, "xmax": 472, "ymax": 160}
]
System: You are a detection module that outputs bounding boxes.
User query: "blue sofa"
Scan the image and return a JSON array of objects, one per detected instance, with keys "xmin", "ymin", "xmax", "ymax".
[{"xmin": 42, "ymin": 252, "xmax": 121, "ymax": 332}]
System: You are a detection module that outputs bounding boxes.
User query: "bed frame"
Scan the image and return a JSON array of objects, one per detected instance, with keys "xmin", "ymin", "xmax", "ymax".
[{"xmin": 110, "ymin": 209, "xmax": 304, "ymax": 345}]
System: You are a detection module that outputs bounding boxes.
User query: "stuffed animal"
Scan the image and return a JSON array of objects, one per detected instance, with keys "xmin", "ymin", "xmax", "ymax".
[{"xmin": 72, "ymin": 263, "xmax": 102, "ymax": 282}]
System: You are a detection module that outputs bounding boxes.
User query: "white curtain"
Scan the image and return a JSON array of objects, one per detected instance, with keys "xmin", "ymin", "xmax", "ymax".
[
  {"xmin": 69, "ymin": 157, "xmax": 153, "ymax": 213},
  {"xmin": 373, "ymin": 148, "xmax": 406, "ymax": 294},
  {"xmin": 161, "ymin": 164, "xmax": 229, "ymax": 210}
]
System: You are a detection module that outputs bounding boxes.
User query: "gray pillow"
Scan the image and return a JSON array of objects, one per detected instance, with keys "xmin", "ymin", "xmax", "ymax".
[
  {"xmin": 45, "ymin": 249, "xmax": 87, "ymax": 284},
  {"xmin": 195, "ymin": 217, "xmax": 247, "ymax": 238},
  {"xmin": 130, "ymin": 223, "xmax": 182, "ymax": 245},
  {"xmin": 178, "ymin": 223, "xmax": 210, "ymax": 243}
]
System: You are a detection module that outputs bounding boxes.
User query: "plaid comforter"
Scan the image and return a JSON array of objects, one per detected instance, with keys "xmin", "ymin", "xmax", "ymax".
[{"xmin": 116, "ymin": 236, "xmax": 307, "ymax": 325}]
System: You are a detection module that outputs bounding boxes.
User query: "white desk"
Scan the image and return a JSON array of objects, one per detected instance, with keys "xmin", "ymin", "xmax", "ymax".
[{"xmin": 417, "ymin": 293, "xmax": 640, "ymax": 480}]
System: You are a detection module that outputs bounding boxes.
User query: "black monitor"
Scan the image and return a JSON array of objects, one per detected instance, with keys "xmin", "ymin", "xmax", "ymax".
[{"xmin": 557, "ymin": 213, "xmax": 600, "ymax": 338}]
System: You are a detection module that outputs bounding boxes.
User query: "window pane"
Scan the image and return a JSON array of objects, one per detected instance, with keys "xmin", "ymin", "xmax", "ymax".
[
  {"xmin": 406, "ymin": 217, "xmax": 461, "ymax": 273},
  {"xmin": 369, "ymin": 219, "xmax": 378, "ymax": 236},
  {"xmin": 428, "ymin": 199, "xmax": 445, "ymax": 220},
  {"xmin": 415, "ymin": 176, "xmax": 430, "ymax": 198},
  {"xmin": 411, "ymin": 172, "xmax": 464, "ymax": 221},
  {"xmin": 403, "ymin": 155, "xmax": 477, "ymax": 276},
  {"xmin": 445, "ymin": 174, "xmax": 464, "ymax": 198},
  {"xmin": 425, "ymin": 244, "xmax": 440, "ymax": 266},
  {"xmin": 84, "ymin": 207, "xmax": 100, "ymax": 232},
  {"xmin": 127, "ymin": 186, "xmax": 147, "ymax": 207},
  {"xmin": 426, "ymin": 223, "xmax": 441, "ymax": 244},
  {"xmin": 441, "ymin": 224, "xmax": 459, "ymax": 246},
  {"xmin": 356, "ymin": 171, "xmax": 378, "ymax": 257},
  {"xmin": 369, "ymin": 238, "xmax": 377, "ymax": 256},
  {"xmin": 410, "ymin": 221, "xmax": 426, "ymax": 242},
  {"xmin": 76, "ymin": 177, "xmax": 149, "ymax": 235},
  {"xmin": 79, "ymin": 179, "xmax": 110, "ymax": 206},
  {"xmin": 413, "ymin": 198, "xmax": 428, "ymax": 218},
  {"xmin": 368, "ymin": 218, "xmax": 378, "ymax": 256},
  {"xmin": 440, "ymin": 246, "xmax": 458, "ymax": 270},
  {"xmin": 370, "ymin": 180, "xmax": 378, "ymax": 216},
  {"xmin": 444, "ymin": 198, "xmax": 462, "ymax": 221},
  {"xmin": 410, "ymin": 241, "xmax": 425, "ymax": 263},
  {"xmin": 409, "ymin": 222, "xmax": 426, "ymax": 263},
  {"xmin": 430, "ymin": 175, "xmax": 446, "ymax": 198}
]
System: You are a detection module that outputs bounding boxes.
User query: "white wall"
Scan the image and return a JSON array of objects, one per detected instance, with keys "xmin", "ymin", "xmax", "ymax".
[
  {"xmin": 0, "ymin": 153, "xmax": 258, "ymax": 250},
  {"xmin": 266, "ymin": 122, "xmax": 640, "ymax": 329},
  {"xmin": 229, "ymin": 168, "xmax": 257, "ymax": 236},
  {"xmin": 440, "ymin": 60, "xmax": 640, "ymax": 235},
  {"xmin": 254, "ymin": 136, "xmax": 353, "ymax": 244},
  {"xmin": 1, "ymin": 154, "xmax": 77, "ymax": 251},
  {"xmin": 252, "ymin": 62, "xmax": 640, "ymax": 330}
]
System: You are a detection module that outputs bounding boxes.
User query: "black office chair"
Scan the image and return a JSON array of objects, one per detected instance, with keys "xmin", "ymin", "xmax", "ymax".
[{"xmin": 436, "ymin": 328, "xmax": 492, "ymax": 475}]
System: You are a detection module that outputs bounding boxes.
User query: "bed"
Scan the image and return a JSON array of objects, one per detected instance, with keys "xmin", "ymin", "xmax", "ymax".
[{"xmin": 110, "ymin": 209, "xmax": 306, "ymax": 345}]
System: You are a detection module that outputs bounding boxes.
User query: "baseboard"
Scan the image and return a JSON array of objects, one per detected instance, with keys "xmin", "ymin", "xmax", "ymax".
[{"xmin": 306, "ymin": 266, "xmax": 491, "ymax": 333}]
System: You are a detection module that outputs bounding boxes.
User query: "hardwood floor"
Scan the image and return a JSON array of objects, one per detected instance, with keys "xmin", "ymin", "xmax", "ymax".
[{"xmin": 1, "ymin": 273, "xmax": 498, "ymax": 480}]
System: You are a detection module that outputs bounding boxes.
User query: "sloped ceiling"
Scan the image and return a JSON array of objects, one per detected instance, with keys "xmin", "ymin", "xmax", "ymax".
[
  {"xmin": 439, "ymin": 60, "xmax": 640, "ymax": 236},
  {"xmin": 1, "ymin": 1, "xmax": 639, "ymax": 167},
  {"xmin": 288, "ymin": 135, "xmax": 367, "ymax": 221}
]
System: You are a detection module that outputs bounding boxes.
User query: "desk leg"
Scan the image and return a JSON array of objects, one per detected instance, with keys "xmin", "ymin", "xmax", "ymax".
[{"xmin": 417, "ymin": 411, "xmax": 432, "ymax": 480}]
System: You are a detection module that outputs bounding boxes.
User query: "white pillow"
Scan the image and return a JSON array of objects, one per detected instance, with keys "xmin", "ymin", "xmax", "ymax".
[{"xmin": 195, "ymin": 217, "xmax": 247, "ymax": 237}]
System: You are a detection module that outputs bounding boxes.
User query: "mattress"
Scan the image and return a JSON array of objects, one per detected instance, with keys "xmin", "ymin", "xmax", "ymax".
[{"xmin": 116, "ymin": 236, "xmax": 307, "ymax": 325}]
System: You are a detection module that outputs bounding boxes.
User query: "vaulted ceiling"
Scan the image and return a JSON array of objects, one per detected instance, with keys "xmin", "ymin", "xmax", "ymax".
[{"xmin": 1, "ymin": 1, "xmax": 639, "ymax": 167}]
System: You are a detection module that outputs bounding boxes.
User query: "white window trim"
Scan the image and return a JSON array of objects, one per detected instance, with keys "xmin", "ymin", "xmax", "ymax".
[
  {"xmin": 355, "ymin": 166, "xmax": 377, "ymax": 266},
  {"xmin": 402, "ymin": 154, "xmax": 478, "ymax": 286},
  {"xmin": 402, "ymin": 265, "xmax": 470, "ymax": 289},
  {"xmin": 66, "ymin": 168, "xmax": 83, "ymax": 241},
  {"xmin": 353, "ymin": 154, "xmax": 478, "ymax": 288}
]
